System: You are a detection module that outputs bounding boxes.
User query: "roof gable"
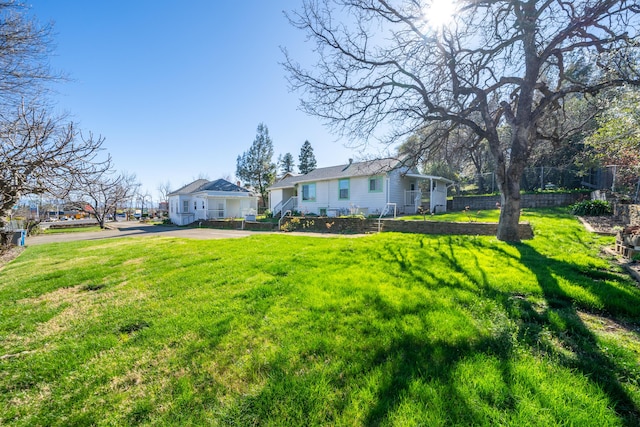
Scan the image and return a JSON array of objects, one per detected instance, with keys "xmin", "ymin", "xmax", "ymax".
[
  {"xmin": 168, "ymin": 179, "xmax": 209, "ymax": 195},
  {"xmin": 169, "ymin": 178, "xmax": 250, "ymax": 196},
  {"xmin": 199, "ymin": 179, "xmax": 249, "ymax": 193}
]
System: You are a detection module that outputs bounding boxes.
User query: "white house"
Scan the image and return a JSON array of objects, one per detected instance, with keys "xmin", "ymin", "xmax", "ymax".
[
  {"xmin": 268, "ymin": 158, "xmax": 453, "ymax": 217},
  {"xmin": 168, "ymin": 179, "xmax": 259, "ymax": 226}
]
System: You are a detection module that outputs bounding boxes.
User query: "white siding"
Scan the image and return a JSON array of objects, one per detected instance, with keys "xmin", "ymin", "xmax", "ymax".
[
  {"xmin": 388, "ymin": 170, "xmax": 406, "ymax": 213},
  {"xmin": 169, "ymin": 194, "xmax": 196, "ymax": 226},
  {"xmin": 430, "ymin": 181, "xmax": 448, "ymax": 213},
  {"xmin": 297, "ymin": 176, "xmax": 391, "ymax": 216},
  {"xmin": 269, "ymin": 189, "xmax": 284, "ymax": 212},
  {"xmin": 169, "ymin": 193, "xmax": 258, "ymax": 224}
]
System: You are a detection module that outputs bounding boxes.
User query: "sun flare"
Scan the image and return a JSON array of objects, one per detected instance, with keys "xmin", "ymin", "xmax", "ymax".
[{"xmin": 424, "ymin": 0, "xmax": 457, "ymax": 29}]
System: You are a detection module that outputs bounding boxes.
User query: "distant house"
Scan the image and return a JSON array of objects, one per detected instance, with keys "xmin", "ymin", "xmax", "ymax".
[
  {"xmin": 268, "ymin": 158, "xmax": 453, "ymax": 217},
  {"xmin": 168, "ymin": 179, "xmax": 259, "ymax": 226}
]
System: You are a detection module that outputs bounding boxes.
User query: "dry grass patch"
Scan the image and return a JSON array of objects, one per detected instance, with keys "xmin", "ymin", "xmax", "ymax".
[{"xmin": 579, "ymin": 311, "xmax": 640, "ymax": 346}]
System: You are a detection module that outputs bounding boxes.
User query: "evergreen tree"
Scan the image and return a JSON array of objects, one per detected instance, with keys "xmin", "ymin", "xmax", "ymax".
[
  {"xmin": 298, "ymin": 140, "xmax": 317, "ymax": 174},
  {"xmin": 278, "ymin": 152, "xmax": 295, "ymax": 175},
  {"xmin": 236, "ymin": 123, "xmax": 276, "ymax": 208}
]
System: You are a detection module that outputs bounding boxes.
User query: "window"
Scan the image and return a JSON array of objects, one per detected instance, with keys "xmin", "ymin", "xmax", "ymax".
[
  {"xmin": 369, "ymin": 176, "xmax": 383, "ymax": 192},
  {"xmin": 301, "ymin": 183, "xmax": 316, "ymax": 202},
  {"xmin": 194, "ymin": 201, "xmax": 197, "ymax": 210},
  {"xmin": 338, "ymin": 179, "xmax": 349, "ymax": 200},
  {"xmin": 183, "ymin": 200, "xmax": 189, "ymax": 212},
  {"xmin": 202, "ymin": 201, "xmax": 205, "ymax": 209}
]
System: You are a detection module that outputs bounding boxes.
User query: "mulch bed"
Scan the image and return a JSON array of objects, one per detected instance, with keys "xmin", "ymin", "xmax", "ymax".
[
  {"xmin": 578, "ymin": 216, "xmax": 640, "ymax": 284},
  {"xmin": 0, "ymin": 246, "xmax": 24, "ymax": 271},
  {"xmin": 577, "ymin": 215, "xmax": 627, "ymax": 235}
]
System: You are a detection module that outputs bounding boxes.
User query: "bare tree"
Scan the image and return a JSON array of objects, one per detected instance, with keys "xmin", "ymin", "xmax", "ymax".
[
  {"xmin": 70, "ymin": 170, "xmax": 139, "ymax": 228},
  {"xmin": 284, "ymin": 0, "xmax": 640, "ymax": 240},
  {"xmin": 0, "ymin": 106, "xmax": 108, "ymax": 242},
  {"xmin": 0, "ymin": 1, "xmax": 92, "ymax": 244},
  {"xmin": 157, "ymin": 180, "xmax": 172, "ymax": 205},
  {"xmin": 0, "ymin": 1, "xmax": 60, "ymax": 107}
]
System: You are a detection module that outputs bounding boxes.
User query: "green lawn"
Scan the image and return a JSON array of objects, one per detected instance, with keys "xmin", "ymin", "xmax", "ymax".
[
  {"xmin": 42, "ymin": 226, "xmax": 103, "ymax": 234},
  {"xmin": 1, "ymin": 209, "xmax": 639, "ymax": 426}
]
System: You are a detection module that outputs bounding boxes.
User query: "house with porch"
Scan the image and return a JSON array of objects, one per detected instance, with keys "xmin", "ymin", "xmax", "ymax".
[
  {"xmin": 168, "ymin": 179, "xmax": 259, "ymax": 226},
  {"xmin": 268, "ymin": 158, "xmax": 453, "ymax": 218}
]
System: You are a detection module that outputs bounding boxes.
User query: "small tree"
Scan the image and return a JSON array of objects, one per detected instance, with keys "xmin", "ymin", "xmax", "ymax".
[
  {"xmin": 70, "ymin": 170, "xmax": 139, "ymax": 228},
  {"xmin": 298, "ymin": 140, "xmax": 317, "ymax": 174},
  {"xmin": 157, "ymin": 181, "xmax": 172, "ymax": 205},
  {"xmin": 236, "ymin": 123, "xmax": 276, "ymax": 208},
  {"xmin": 278, "ymin": 152, "xmax": 296, "ymax": 175}
]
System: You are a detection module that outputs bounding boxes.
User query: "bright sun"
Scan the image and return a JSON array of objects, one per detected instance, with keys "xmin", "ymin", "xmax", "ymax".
[{"xmin": 424, "ymin": 0, "xmax": 457, "ymax": 29}]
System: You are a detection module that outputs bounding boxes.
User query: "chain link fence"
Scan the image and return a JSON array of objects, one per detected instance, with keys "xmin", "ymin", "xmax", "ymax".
[{"xmin": 459, "ymin": 166, "xmax": 638, "ymax": 199}]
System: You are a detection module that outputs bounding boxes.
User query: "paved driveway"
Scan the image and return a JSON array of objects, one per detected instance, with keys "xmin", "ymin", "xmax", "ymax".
[
  {"xmin": 26, "ymin": 221, "xmax": 365, "ymax": 246},
  {"xmin": 26, "ymin": 222, "xmax": 255, "ymax": 246}
]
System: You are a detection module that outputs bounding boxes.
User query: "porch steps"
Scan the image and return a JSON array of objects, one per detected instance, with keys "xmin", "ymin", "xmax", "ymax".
[{"xmin": 364, "ymin": 219, "xmax": 382, "ymax": 234}]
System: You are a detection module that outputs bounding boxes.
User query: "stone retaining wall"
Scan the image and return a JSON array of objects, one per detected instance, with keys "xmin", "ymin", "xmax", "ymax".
[
  {"xmin": 447, "ymin": 192, "xmax": 587, "ymax": 211},
  {"xmin": 280, "ymin": 217, "xmax": 372, "ymax": 234},
  {"xmin": 615, "ymin": 204, "xmax": 640, "ymax": 226},
  {"xmin": 279, "ymin": 217, "xmax": 534, "ymax": 239},
  {"xmin": 381, "ymin": 220, "xmax": 534, "ymax": 239},
  {"xmin": 191, "ymin": 220, "xmax": 277, "ymax": 232}
]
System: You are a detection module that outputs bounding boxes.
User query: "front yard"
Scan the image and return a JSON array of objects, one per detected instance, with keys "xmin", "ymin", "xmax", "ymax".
[{"xmin": 1, "ymin": 209, "xmax": 639, "ymax": 425}]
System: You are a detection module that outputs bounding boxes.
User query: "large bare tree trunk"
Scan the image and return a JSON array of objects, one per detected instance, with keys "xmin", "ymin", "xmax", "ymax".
[
  {"xmin": 495, "ymin": 130, "xmax": 530, "ymax": 241},
  {"xmin": 497, "ymin": 172, "xmax": 523, "ymax": 241}
]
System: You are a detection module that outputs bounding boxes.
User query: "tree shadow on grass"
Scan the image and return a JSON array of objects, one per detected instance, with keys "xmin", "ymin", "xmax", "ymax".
[
  {"xmin": 507, "ymin": 243, "xmax": 640, "ymax": 425},
  {"xmin": 222, "ymin": 235, "xmax": 640, "ymax": 425},
  {"xmin": 367, "ymin": 237, "xmax": 640, "ymax": 425},
  {"xmin": 360, "ymin": 298, "xmax": 516, "ymax": 426}
]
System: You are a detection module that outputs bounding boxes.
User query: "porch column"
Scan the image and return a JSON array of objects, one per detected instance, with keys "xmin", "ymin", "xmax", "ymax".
[{"xmin": 429, "ymin": 178, "xmax": 434, "ymax": 213}]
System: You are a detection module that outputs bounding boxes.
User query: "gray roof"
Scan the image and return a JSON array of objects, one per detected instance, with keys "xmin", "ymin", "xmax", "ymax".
[
  {"xmin": 169, "ymin": 178, "xmax": 250, "ymax": 195},
  {"xmin": 199, "ymin": 179, "xmax": 250, "ymax": 192},
  {"xmin": 269, "ymin": 174, "xmax": 302, "ymax": 190},
  {"xmin": 169, "ymin": 179, "xmax": 209, "ymax": 195},
  {"xmin": 269, "ymin": 158, "xmax": 403, "ymax": 189}
]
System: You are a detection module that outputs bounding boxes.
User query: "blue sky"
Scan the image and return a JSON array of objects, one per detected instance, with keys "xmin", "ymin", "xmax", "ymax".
[{"xmin": 27, "ymin": 1, "xmax": 369, "ymax": 200}]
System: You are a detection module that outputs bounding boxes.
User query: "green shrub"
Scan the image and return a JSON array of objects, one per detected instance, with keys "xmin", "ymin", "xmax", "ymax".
[{"xmin": 570, "ymin": 199, "xmax": 612, "ymax": 216}]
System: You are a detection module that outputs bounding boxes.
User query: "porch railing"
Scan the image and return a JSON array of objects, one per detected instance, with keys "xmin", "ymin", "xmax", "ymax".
[
  {"xmin": 273, "ymin": 197, "xmax": 297, "ymax": 218},
  {"xmin": 378, "ymin": 202, "xmax": 397, "ymax": 232},
  {"xmin": 207, "ymin": 209, "xmax": 225, "ymax": 219},
  {"xmin": 405, "ymin": 190, "xmax": 422, "ymax": 213}
]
